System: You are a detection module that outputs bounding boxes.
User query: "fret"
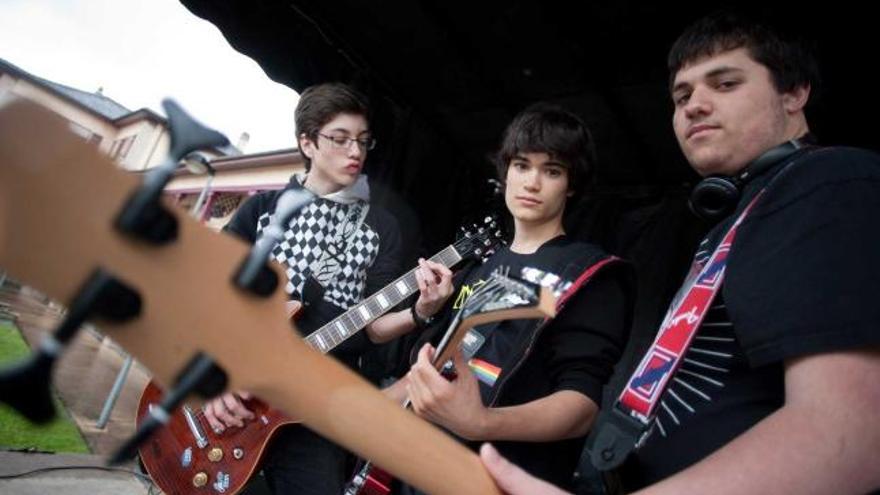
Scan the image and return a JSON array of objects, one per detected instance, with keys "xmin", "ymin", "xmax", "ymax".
[
  {"xmin": 358, "ymin": 305, "xmax": 371, "ymax": 321},
  {"xmin": 349, "ymin": 310, "xmax": 363, "ymax": 328},
  {"xmin": 375, "ymin": 289, "xmax": 391, "ymax": 307},
  {"xmin": 376, "ymin": 293, "xmax": 389, "ymax": 309},
  {"xmin": 315, "ymin": 334, "xmax": 328, "ymax": 352},
  {"xmin": 342, "ymin": 313, "xmax": 358, "ymax": 334},
  {"xmin": 302, "ymin": 239, "xmax": 476, "ymax": 356},
  {"xmin": 368, "ymin": 298, "xmax": 382, "ymax": 316},
  {"xmin": 362, "ymin": 299, "xmax": 375, "ymax": 317},
  {"xmin": 444, "ymin": 245, "xmax": 465, "ymax": 264},
  {"xmin": 395, "ymin": 280, "xmax": 409, "ymax": 296}
]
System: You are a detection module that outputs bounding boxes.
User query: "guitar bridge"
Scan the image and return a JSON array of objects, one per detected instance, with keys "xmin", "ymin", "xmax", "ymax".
[{"xmin": 183, "ymin": 405, "xmax": 208, "ymax": 448}]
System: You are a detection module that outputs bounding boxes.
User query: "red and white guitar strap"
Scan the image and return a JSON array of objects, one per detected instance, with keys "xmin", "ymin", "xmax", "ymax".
[{"xmin": 589, "ymin": 192, "xmax": 764, "ymax": 470}]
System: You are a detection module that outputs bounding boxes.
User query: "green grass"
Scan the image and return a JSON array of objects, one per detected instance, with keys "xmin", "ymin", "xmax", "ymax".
[{"xmin": 0, "ymin": 321, "xmax": 90, "ymax": 453}]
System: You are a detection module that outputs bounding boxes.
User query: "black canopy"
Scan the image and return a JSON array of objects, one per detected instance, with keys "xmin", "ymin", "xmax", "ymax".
[{"xmin": 179, "ymin": 0, "xmax": 878, "ymax": 369}]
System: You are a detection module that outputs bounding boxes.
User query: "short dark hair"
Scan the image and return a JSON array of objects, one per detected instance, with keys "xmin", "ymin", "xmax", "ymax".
[
  {"xmin": 668, "ymin": 12, "xmax": 820, "ymax": 97},
  {"xmin": 295, "ymin": 82, "xmax": 369, "ymax": 170},
  {"xmin": 495, "ymin": 103, "xmax": 597, "ymax": 200}
]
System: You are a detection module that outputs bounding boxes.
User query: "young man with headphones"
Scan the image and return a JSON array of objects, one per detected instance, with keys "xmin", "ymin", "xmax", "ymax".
[{"xmin": 478, "ymin": 12, "xmax": 880, "ymax": 495}]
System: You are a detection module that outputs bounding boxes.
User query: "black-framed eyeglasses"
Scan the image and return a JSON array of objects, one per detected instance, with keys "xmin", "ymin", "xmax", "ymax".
[{"xmin": 316, "ymin": 133, "xmax": 376, "ymax": 151}]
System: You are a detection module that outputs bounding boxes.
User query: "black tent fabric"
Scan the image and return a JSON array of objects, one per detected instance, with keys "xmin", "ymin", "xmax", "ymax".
[{"xmin": 176, "ymin": 0, "xmax": 879, "ymax": 389}]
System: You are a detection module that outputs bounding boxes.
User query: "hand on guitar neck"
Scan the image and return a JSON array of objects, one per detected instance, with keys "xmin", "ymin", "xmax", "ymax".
[
  {"xmin": 413, "ymin": 258, "xmax": 454, "ymax": 323},
  {"xmin": 366, "ymin": 258, "xmax": 453, "ymax": 344},
  {"xmin": 285, "ymin": 259, "xmax": 452, "ymax": 337}
]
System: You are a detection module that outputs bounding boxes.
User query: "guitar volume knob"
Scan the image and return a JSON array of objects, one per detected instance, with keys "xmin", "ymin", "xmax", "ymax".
[
  {"xmin": 193, "ymin": 472, "xmax": 208, "ymax": 487},
  {"xmin": 207, "ymin": 447, "xmax": 223, "ymax": 462}
]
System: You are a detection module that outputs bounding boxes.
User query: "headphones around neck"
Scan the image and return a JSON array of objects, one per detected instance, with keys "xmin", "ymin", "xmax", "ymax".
[{"xmin": 688, "ymin": 136, "xmax": 815, "ymax": 222}]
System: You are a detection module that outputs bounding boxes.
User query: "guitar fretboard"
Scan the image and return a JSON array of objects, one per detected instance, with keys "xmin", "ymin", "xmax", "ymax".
[{"xmin": 303, "ymin": 245, "xmax": 462, "ymax": 353}]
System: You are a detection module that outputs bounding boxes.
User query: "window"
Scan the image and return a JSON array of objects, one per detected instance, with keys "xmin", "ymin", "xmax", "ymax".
[
  {"xmin": 68, "ymin": 121, "xmax": 103, "ymax": 147},
  {"xmin": 111, "ymin": 135, "xmax": 137, "ymax": 160},
  {"xmin": 209, "ymin": 193, "xmax": 244, "ymax": 219}
]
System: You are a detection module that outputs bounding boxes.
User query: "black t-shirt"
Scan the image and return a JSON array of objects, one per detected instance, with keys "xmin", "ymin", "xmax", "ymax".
[
  {"xmin": 436, "ymin": 236, "xmax": 633, "ymax": 489},
  {"xmin": 622, "ymin": 147, "xmax": 880, "ymax": 489},
  {"xmin": 223, "ymin": 178, "xmax": 402, "ymax": 365}
]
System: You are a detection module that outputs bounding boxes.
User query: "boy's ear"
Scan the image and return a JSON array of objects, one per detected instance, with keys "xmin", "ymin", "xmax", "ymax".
[
  {"xmin": 299, "ymin": 133, "xmax": 315, "ymax": 159},
  {"xmin": 782, "ymin": 84, "xmax": 811, "ymax": 114}
]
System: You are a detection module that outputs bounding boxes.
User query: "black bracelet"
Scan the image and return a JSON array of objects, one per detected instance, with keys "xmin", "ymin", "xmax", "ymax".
[{"xmin": 410, "ymin": 305, "xmax": 434, "ymax": 328}]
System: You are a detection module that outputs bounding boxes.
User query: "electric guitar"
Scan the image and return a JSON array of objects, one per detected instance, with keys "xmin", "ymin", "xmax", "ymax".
[
  {"xmin": 0, "ymin": 98, "xmax": 503, "ymax": 495},
  {"xmin": 346, "ymin": 267, "xmax": 559, "ymax": 495},
  {"xmin": 136, "ymin": 220, "xmax": 502, "ymax": 495}
]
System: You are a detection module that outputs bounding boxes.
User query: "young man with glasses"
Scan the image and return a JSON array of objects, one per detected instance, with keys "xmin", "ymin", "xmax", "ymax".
[{"xmin": 206, "ymin": 82, "xmax": 453, "ymax": 494}]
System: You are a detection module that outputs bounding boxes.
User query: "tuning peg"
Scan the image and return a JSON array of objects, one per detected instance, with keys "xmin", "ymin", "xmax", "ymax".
[
  {"xmin": 233, "ymin": 189, "xmax": 316, "ymax": 297},
  {"xmin": 162, "ymin": 99, "xmax": 229, "ymax": 165},
  {"xmin": 109, "ymin": 352, "xmax": 227, "ymax": 465},
  {"xmin": 115, "ymin": 99, "xmax": 229, "ymax": 244},
  {"xmin": 0, "ymin": 269, "xmax": 141, "ymax": 423}
]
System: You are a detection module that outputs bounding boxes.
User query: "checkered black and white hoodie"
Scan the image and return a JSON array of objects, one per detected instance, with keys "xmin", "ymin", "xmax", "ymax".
[{"xmin": 224, "ymin": 174, "xmax": 402, "ymax": 348}]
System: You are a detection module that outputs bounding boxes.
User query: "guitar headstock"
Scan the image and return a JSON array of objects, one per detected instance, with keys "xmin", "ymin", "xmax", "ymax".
[
  {"xmin": 460, "ymin": 268, "xmax": 556, "ymax": 323},
  {"xmin": 453, "ymin": 216, "xmax": 505, "ymax": 262},
  {"xmin": 0, "ymin": 99, "xmax": 500, "ymax": 495},
  {"xmin": 432, "ymin": 267, "xmax": 557, "ymax": 367}
]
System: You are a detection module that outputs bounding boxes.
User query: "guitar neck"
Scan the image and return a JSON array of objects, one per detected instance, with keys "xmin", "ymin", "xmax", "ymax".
[{"xmin": 303, "ymin": 245, "xmax": 463, "ymax": 353}]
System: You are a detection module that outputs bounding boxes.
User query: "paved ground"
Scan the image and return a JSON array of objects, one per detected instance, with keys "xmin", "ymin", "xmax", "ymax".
[{"xmin": 0, "ymin": 451, "xmax": 152, "ymax": 495}]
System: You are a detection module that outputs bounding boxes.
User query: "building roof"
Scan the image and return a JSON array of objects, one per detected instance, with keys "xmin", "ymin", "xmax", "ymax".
[
  {"xmin": 0, "ymin": 58, "xmax": 131, "ymax": 120},
  {"xmin": 40, "ymin": 79, "xmax": 130, "ymax": 120},
  {"xmin": 0, "ymin": 57, "xmax": 241, "ymax": 156}
]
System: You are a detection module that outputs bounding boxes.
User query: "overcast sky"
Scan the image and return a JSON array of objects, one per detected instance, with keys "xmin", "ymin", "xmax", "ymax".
[{"xmin": 0, "ymin": 0, "xmax": 299, "ymax": 153}]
